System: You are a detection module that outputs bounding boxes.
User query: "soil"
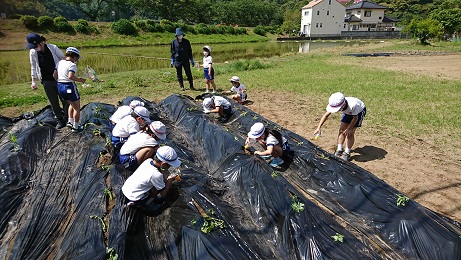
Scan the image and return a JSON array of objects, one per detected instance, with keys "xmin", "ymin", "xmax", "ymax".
[{"xmin": 247, "ymin": 53, "xmax": 461, "ymax": 223}]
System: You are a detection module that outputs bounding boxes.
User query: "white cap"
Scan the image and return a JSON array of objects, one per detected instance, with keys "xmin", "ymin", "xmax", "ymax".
[
  {"xmin": 156, "ymin": 146, "xmax": 181, "ymax": 167},
  {"xmin": 229, "ymin": 76, "xmax": 240, "ymax": 82},
  {"xmin": 203, "ymin": 45, "xmax": 211, "ymax": 52},
  {"xmin": 129, "ymin": 100, "xmax": 144, "ymax": 109},
  {"xmin": 202, "ymin": 97, "xmax": 213, "ymax": 113},
  {"xmin": 326, "ymin": 92, "xmax": 346, "ymax": 113},
  {"xmin": 247, "ymin": 122, "xmax": 265, "ymax": 139},
  {"xmin": 149, "ymin": 121, "xmax": 167, "ymax": 140},
  {"xmin": 66, "ymin": 47, "xmax": 81, "ymax": 59},
  {"xmin": 133, "ymin": 106, "xmax": 150, "ymax": 121}
]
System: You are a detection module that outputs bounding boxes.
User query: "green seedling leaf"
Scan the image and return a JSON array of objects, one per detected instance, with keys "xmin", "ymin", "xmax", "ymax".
[
  {"xmin": 240, "ymin": 111, "xmax": 248, "ymax": 117},
  {"xmin": 106, "ymin": 247, "xmax": 118, "ymax": 260},
  {"xmin": 234, "ymin": 136, "xmax": 239, "ymax": 141},
  {"xmin": 104, "ymin": 188, "xmax": 115, "ymax": 200},
  {"xmin": 396, "ymin": 194, "xmax": 410, "ymax": 207},
  {"xmin": 271, "ymin": 171, "xmax": 279, "ymax": 178},
  {"xmin": 291, "ymin": 195, "xmax": 305, "ymax": 213},
  {"xmin": 191, "ymin": 218, "xmax": 196, "ymax": 226},
  {"xmin": 101, "ymin": 165, "xmax": 110, "ymax": 172},
  {"xmin": 198, "ymin": 209, "xmax": 226, "ymax": 233},
  {"xmin": 297, "ymin": 141, "xmax": 304, "ymax": 146},
  {"xmin": 252, "ymin": 115, "xmax": 258, "ymax": 120},
  {"xmin": 9, "ymin": 133, "xmax": 19, "ymax": 150},
  {"xmin": 332, "ymin": 233, "xmax": 344, "ymax": 243},
  {"xmin": 90, "ymin": 215, "xmax": 107, "ymax": 233}
]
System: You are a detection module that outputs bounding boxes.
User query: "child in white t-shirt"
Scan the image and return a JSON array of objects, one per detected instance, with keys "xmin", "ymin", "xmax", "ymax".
[
  {"xmin": 314, "ymin": 92, "xmax": 366, "ymax": 161},
  {"xmin": 201, "ymin": 45, "xmax": 217, "ymax": 94},
  {"xmin": 55, "ymin": 47, "xmax": 86, "ymax": 133},
  {"xmin": 109, "ymin": 100, "xmax": 144, "ymax": 130},
  {"xmin": 222, "ymin": 76, "xmax": 247, "ymax": 104}
]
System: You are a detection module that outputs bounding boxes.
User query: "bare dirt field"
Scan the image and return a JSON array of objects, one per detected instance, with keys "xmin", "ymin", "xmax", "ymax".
[{"xmin": 247, "ymin": 54, "xmax": 461, "ymax": 223}]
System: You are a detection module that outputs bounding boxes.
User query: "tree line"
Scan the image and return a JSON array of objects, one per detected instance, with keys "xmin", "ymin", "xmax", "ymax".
[{"xmin": 2, "ymin": 0, "xmax": 460, "ymax": 38}]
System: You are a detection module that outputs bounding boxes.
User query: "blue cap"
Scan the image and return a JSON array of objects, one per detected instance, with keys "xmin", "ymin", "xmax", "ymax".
[
  {"xmin": 26, "ymin": 33, "xmax": 42, "ymax": 49},
  {"xmin": 175, "ymin": 28, "xmax": 185, "ymax": 36}
]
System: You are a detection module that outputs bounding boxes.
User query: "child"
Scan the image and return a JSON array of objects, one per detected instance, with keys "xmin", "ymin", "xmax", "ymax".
[
  {"xmin": 122, "ymin": 146, "xmax": 180, "ymax": 210},
  {"xmin": 222, "ymin": 76, "xmax": 247, "ymax": 104},
  {"xmin": 111, "ymin": 106, "xmax": 150, "ymax": 150},
  {"xmin": 109, "ymin": 100, "xmax": 144, "ymax": 130},
  {"xmin": 119, "ymin": 121, "xmax": 167, "ymax": 171},
  {"xmin": 245, "ymin": 122, "xmax": 290, "ymax": 167},
  {"xmin": 314, "ymin": 92, "xmax": 366, "ymax": 161},
  {"xmin": 202, "ymin": 96, "xmax": 232, "ymax": 120},
  {"xmin": 55, "ymin": 47, "xmax": 86, "ymax": 133},
  {"xmin": 201, "ymin": 45, "xmax": 216, "ymax": 94}
]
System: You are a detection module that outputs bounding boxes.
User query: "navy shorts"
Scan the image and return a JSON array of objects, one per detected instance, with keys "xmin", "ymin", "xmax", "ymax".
[
  {"xmin": 222, "ymin": 106, "xmax": 232, "ymax": 118},
  {"xmin": 119, "ymin": 153, "xmax": 139, "ymax": 171},
  {"xmin": 111, "ymin": 135, "xmax": 128, "ymax": 150},
  {"xmin": 124, "ymin": 192, "xmax": 150, "ymax": 208},
  {"xmin": 204, "ymin": 68, "xmax": 214, "ymax": 80},
  {"xmin": 341, "ymin": 107, "xmax": 366, "ymax": 127},
  {"xmin": 58, "ymin": 82, "xmax": 80, "ymax": 102}
]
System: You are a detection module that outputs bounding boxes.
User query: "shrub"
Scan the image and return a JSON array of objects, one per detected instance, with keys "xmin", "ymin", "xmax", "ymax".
[
  {"xmin": 8, "ymin": 14, "xmax": 22, "ymax": 19},
  {"xmin": 111, "ymin": 19, "xmax": 137, "ymax": 35},
  {"xmin": 134, "ymin": 20, "xmax": 146, "ymax": 30},
  {"xmin": 253, "ymin": 25, "xmax": 266, "ymax": 36},
  {"xmin": 20, "ymin": 15, "xmax": 38, "ymax": 29},
  {"xmin": 55, "ymin": 21, "xmax": 75, "ymax": 34},
  {"xmin": 53, "ymin": 16, "xmax": 68, "ymax": 24},
  {"xmin": 37, "ymin": 16, "xmax": 54, "ymax": 29},
  {"xmin": 196, "ymin": 23, "xmax": 210, "ymax": 34},
  {"xmin": 160, "ymin": 19, "xmax": 175, "ymax": 33},
  {"xmin": 74, "ymin": 19, "xmax": 94, "ymax": 34}
]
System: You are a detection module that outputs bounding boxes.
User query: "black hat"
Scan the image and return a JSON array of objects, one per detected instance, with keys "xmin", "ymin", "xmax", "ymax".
[{"xmin": 26, "ymin": 33, "xmax": 42, "ymax": 49}]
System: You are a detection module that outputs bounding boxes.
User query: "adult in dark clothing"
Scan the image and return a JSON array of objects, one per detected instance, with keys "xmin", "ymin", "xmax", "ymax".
[
  {"xmin": 26, "ymin": 33, "xmax": 68, "ymax": 129},
  {"xmin": 170, "ymin": 28, "xmax": 195, "ymax": 91}
]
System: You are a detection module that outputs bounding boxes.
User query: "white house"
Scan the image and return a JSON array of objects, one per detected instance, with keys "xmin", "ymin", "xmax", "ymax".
[
  {"xmin": 300, "ymin": 0, "xmax": 346, "ymax": 37},
  {"xmin": 344, "ymin": 0, "xmax": 399, "ymax": 31}
]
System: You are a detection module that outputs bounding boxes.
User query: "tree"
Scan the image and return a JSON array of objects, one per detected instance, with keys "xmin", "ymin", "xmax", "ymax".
[
  {"xmin": 404, "ymin": 18, "xmax": 444, "ymax": 44},
  {"xmin": 430, "ymin": 8, "xmax": 461, "ymax": 34}
]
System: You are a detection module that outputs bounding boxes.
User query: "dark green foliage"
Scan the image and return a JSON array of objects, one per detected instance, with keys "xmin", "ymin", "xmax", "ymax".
[
  {"xmin": 53, "ymin": 16, "xmax": 68, "ymax": 24},
  {"xmin": 253, "ymin": 25, "xmax": 266, "ymax": 36},
  {"xmin": 159, "ymin": 19, "xmax": 175, "ymax": 33},
  {"xmin": 134, "ymin": 20, "xmax": 146, "ymax": 30},
  {"xmin": 111, "ymin": 19, "xmax": 137, "ymax": 36},
  {"xmin": 74, "ymin": 19, "xmax": 91, "ymax": 34},
  {"xmin": 54, "ymin": 17, "xmax": 75, "ymax": 34},
  {"xmin": 37, "ymin": 16, "xmax": 54, "ymax": 29},
  {"xmin": 404, "ymin": 18, "xmax": 444, "ymax": 44},
  {"xmin": 20, "ymin": 15, "xmax": 38, "ymax": 29},
  {"xmin": 145, "ymin": 22, "xmax": 164, "ymax": 33}
]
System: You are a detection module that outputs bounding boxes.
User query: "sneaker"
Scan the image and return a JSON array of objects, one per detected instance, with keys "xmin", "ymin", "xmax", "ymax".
[
  {"xmin": 212, "ymin": 90, "xmax": 216, "ymax": 94},
  {"xmin": 56, "ymin": 120, "xmax": 66, "ymax": 129},
  {"xmin": 72, "ymin": 125, "xmax": 84, "ymax": 133},
  {"xmin": 67, "ymin": 122, "xmax": 73, "ymax": 129},
  {"xmin": 205, "ymin": 90, "xmax": 209, "ymax": 93},
  {"xmin": 260, "ymin": 155, "xmax": 272, "ymax": 160},
  {"xmin": 334, "ymin": 150, "xmax": 343, "ymax": 157},
  {"xmin": 269, "ymin": 157, "xmax": 284, "ymax": 167},
  {"xmin": 340, "ymin": 152, "xmax": 350, "ymax": 161}
]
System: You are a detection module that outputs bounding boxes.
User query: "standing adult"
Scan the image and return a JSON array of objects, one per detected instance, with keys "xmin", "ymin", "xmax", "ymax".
[
  {"xmin": 26, "ymin": 33, "xmax": 68, "ymax": 129},
  {"xmin": 170, "ymin": 28, "xmax": 195, "ymax": 91}
]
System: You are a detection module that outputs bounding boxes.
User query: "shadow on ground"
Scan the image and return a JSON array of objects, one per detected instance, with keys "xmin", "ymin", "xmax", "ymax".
[{"xmin": 352, "ymin": 145, "xmax": 387, "ymax": 162}]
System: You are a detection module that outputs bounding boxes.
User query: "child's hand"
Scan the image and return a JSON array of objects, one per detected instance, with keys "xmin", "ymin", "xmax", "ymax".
[{"xmin": 167, "ymin": 174, "xmax": 178, "ymax": 181}]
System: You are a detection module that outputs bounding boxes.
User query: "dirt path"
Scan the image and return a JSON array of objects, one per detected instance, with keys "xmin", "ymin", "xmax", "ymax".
[{"xmin": 246, "ymin": 54, "xmax": 461, "ymax": 222}]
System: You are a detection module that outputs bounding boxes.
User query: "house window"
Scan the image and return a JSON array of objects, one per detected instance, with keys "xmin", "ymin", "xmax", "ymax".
[
  {"xmin": 317, "ymin": 11, "xmax": 320, "ymax": 15},
  {"xmin": 379, "ymin": 16, "xmax": 382, "ymax": 20},
  {"xmin": 304, "ymin": 11, "xmax": 309, "ymax": 16},
  {"xmin": 316, "ymin": 23, "xmax": 319, "ymax": 27},
  {"xmin": 329, "ymin": 0, "xmax": 331, "ymax": 4},
  {"xmin": 357, "ymin": 11, "xmax": 361, "ymax": 14},
  {"xmin": 352, "ymin": 25, "xmax": 358, "ymax": 30},
  {"xmin": 320, "ymin": 23, "xmax": 323, "ymax": 27},
  {"xmin": 327, "ymin": 11, "xmax": 330, "ymax": 15},
  {"xmin": 365, "ymin": 11, "xmax": 371, "ymax": 17},
  {"xmin": 344, "ymin": 24, "xmax": 346, "ymax": 28}
]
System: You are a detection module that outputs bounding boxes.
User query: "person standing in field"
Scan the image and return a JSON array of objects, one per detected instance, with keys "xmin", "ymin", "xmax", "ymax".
[
  {"xmin": 55, "ymin": 47, "xmax": 86, "ymax": 133},
  {"xmin": 170, "ymin": 28, "xmax": 195, "ymax": 91},
  {"xmin": 26, "ymin": 33, "xmax": 68, "ymax": 129},
  {"xmin": 314, "ymin": 92, "xmax": 366, "ymax": 161},
  {"xmin": 201, "ymin": 45, "xmax": 216, "ymax": 94}
]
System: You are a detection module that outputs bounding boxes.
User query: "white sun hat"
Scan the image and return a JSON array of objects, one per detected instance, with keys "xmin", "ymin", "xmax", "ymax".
[
  {"xmin": 326, "ymin": 92, "xmax": 346, "ymax": 113},
  {"xmin": 156, "ymin": 146, "xmax": 181, "ymax": 167},
  {"xmin": 247, "ymin": 122, "xmax": 265, "ymax": 139},
  {"xmin": 229, "ymin": 76, "xmax": 240, "ymax": 82},
  {"xmin": 149, "ymin": 121, "xmax": 167, "ymax": 140}
]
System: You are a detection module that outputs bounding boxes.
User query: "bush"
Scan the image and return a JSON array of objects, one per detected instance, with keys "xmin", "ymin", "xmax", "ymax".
[
  {"xmin": 53, "ymin": 16, "xmax": 68, "ymax": 24},
  {"xmin": 160, "ymin": 19, "xmax": 175, "ymax": 33},
  {"xmin": 134, "ymin": 20, "xmax": 146, "ymax": 30},
  {"xmin": 8, "ymin": 14, "xmax": 21, "ymax": 19},
  {"xmin": 253, "ymin": 25, "xmax": 266, "ymax": 36},
  {"xmin": 196, "ymin": 23, "xmax": 210, "ymax": 34},
  {"xmin": 37, "ymin": 16, "xmax": 54, "ymax": 29},
  {"xmin": 20, "ymin": 15, "xmax": 38, "ymax": 29},
  {"xmin": 55, "ymin": 21, "xmax": 75, "ymax": 34},
  {"xmin": 74, "ymin": 19, "xmax": 92, "ymax": 34},
  {"xmin": 111, "ymin": 19, "xmax": 137, "ymax": 35}
]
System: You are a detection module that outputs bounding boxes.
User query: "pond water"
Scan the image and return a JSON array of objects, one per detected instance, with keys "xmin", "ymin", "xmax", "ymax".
[{"xmin": 1, "ymin": 41, "xmax": 365, "ymax": 85}]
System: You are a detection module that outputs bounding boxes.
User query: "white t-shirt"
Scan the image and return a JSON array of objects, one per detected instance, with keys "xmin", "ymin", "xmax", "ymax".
[
  {"xmin": 57, "ymin": 60, "xmax": 77, "ymax": 83},
  {"xmin": 120, "ymin": 132, "xmax": 159, "ymax": 155},
  {"xmin": 230, "ymin": 83, "xmax": 246, "ymax": 95},
  {"xmin": 122, "ymin": 159, "xmax": 165, "ymax": 201},
  {"xmin": 343, "ymin": 97, "xmax": 365, "ymax": 115},
  {"xmin": 213, "ymin": 96, "xmax": 231, "ymax": 109},
  {"xmin": 112, "ymin": 115, "xmax": 140, "ymax": 138},
  {"xmin": 203, "ymin": 55, "xmax": 213, "ymax": 69},
  {"xmin": 109, "ymin": 105, "xmax": 132, "ymax": 124},
  {"xmin": 266, "ymin": 134, "xmax": 287, "ymax": 147}
]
